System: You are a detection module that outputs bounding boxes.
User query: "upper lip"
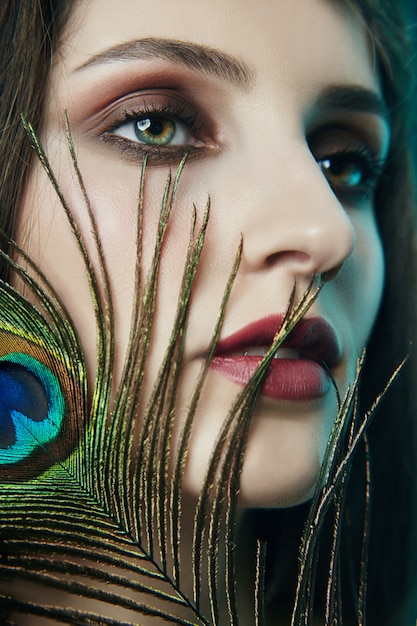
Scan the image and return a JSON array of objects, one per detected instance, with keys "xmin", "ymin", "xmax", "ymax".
[{"xmin": 212, "ymin": 314, "xmax": 341, "ymax": 369}]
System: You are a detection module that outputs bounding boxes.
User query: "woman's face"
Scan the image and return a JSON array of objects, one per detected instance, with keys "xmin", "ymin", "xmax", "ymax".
[{"xmin": 17, "ymin": 0, "xmax": 388, "ymax": 507}]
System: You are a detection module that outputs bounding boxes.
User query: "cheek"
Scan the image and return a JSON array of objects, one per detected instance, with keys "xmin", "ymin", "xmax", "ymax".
[
  {"xmin": 16, "ymin": 145, "xmax": 207, "ymax": 402},
  {"xmin": 341, "ymin": 214, "xmax": 385, "ymax": 351},
  {"xmin": 72, "ymin": 160, "xmax": 206, "ymax": 386},
  {"xmin": 15, "ymin": 166, "xmax": 99, "ymax": 378},
  {"xmin": 357, "ymin": 217, "xmax": 385, "ymax": 332}
]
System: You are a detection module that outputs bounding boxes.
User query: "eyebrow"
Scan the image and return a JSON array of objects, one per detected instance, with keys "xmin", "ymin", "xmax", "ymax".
[
  {"xmin": 75, "ymin": 37, "xmax": 253, "ymax": 88},
  {"xmin": 314, "ymin": 85, "xmax": 389, "ymax": 122},
  {"xmin": 76, "ymin": 39, "xmax": 388, "ymax": 123}
]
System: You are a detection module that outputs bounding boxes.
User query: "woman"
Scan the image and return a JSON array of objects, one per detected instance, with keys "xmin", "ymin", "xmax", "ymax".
[{"xmin": 0, "ymin": 0, "xmax": 416, "ymax": 624}]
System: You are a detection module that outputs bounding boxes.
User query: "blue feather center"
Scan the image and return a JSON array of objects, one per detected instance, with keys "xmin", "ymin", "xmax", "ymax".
[{"xmin": 0, "ymin": 353, "xmax": 65, "ymax": 464}]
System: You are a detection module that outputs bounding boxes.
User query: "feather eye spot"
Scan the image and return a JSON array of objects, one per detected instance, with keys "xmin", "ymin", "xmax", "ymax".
[{"xmin": 0, "ymin": 353, "xmax": 65, "ymax": 465}]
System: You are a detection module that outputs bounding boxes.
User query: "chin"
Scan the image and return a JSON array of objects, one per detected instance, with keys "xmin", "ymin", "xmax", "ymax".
[
  {"xmin": 183, "ymin": 444, "xmax": 322, "ymax": 509},
  {"xmin": 237, "ymin": 457, "xmax": 321, "ymax": 509},
  {"xmin": 177, "ymin": 368, "xmax": 337, "ymax": 509},
  {"xmin": 182, "ymin": 407, "xmax": 332, "ymax": 510},
  {"xmin": 237, "ymin": 410, "xmax": 330, "ymax": 508}
]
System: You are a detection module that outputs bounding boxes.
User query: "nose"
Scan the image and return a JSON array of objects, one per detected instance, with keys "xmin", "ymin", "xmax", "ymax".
[{"xmin": 239, "ymin": 145, "xmax": 356, "ymax": 281}]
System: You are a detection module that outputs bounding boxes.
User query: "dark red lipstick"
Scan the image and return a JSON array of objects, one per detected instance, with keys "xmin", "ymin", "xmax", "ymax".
[{"xmin": 209, "ymin": 315, "xmax": 341, "ymax": 401}]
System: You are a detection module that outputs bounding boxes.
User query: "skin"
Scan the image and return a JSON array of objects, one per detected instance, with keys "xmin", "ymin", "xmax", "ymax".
[{"xmin": 17, "ymin": 0, "xmax": 388, "ymax": 510}]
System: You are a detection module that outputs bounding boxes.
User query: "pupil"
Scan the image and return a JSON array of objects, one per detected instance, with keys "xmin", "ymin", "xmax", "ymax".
[
  {"xmin": 149, "ymin": 119, "xmax": 164, "ymax": 136},
  {"xmin": 326, "ymin": 159, "xmax": 345, "ymax": 176}
]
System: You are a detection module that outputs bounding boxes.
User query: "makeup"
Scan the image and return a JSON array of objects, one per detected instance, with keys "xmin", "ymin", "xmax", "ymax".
[{"xmin": 210, "ymin": 316, "xmax": 341, "ymax": 401}]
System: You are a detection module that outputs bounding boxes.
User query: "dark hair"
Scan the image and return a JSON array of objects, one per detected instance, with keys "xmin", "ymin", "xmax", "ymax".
[
  {"xmin": 348, "ymin": 1, "xmax": 417, "ymax": 621},
  {"xmin": 0, "ymin": 0, "xmax": 72, "ymax": 273},
  {"xmin": 0, "ymin": 1, "xmax": 416, "ymax": 624}
]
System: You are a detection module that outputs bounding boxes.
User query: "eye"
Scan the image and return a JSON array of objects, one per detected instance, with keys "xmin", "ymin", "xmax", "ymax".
[
  {"xmin": 96, "ymin": 93, "xmax": 217, "ymax": 164},
  {"xmin": 114, "ymin": 114, "xmax": 192, "ymax": 147},
  {"xmin": 318, "ymin": 153, "xmax": 367, "ymax": 187},
  {"xmin": 316, "ymin": 149, "xmax": 385, "ymax": 203},
  {"xmin": 308, "ymin": 125, "xmax": 387, "ymax": 206}
]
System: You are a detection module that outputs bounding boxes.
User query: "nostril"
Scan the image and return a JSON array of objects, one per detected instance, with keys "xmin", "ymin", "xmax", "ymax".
[
  {"xmin": 264, "ymin": 250, "xmax": 347, "ymax": 283},
  {"xmin": 320, "ymin": 264, "xmax": 344, "ymax": 283},
  {"xmin": 265, "ymin": 250, "xmax": 311, "ymax": 267}
]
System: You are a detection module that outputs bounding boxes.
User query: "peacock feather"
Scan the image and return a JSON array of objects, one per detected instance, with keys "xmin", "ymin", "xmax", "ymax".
[{"xmin": 0, "ymin": 118, "xmax": 404, "ymax": 625}]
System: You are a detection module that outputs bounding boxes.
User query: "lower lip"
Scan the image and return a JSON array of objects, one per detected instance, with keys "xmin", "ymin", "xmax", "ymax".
[{"xmin": 209, "ymin": 356, "xmax": 331, "ymax": 401}]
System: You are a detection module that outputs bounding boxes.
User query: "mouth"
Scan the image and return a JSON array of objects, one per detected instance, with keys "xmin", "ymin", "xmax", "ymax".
[{"xmin": 209, "ymin": 315, "xmax": 341, "ymax": 401}]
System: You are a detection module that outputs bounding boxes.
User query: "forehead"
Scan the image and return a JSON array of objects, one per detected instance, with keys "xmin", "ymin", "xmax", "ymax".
[{"xmin": 60, "ymin": 0, "xmax": 378, "ymax": 93}]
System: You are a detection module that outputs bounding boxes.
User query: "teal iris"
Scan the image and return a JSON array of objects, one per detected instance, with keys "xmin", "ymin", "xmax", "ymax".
[{"xmin": 0, "ymin": 353, "xmax": 64, "ymax": 464}]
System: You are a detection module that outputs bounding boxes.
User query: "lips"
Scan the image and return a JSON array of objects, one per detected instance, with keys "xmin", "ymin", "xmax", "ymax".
[{"xmin": 209, "ymin": 315, "xmax": 341, "ymax": 401}]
